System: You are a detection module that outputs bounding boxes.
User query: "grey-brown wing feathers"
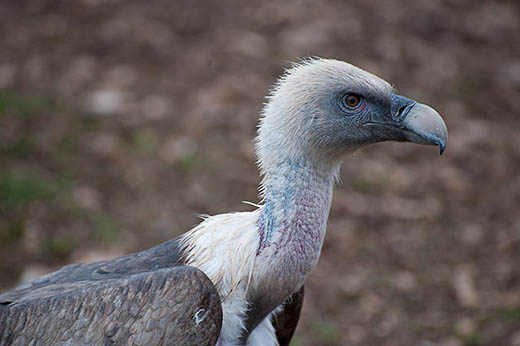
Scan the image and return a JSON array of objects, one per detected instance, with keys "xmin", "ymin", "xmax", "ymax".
[
  {"xmin": 0, "ymin": 266, "xmax": 222, "ymax": 346},
  {"xmin": 0, "ymin": 237, "xmax": 223, "ymax": 346},
  {"xmin": 0, "ymin": 236, "xmax": 185, "ymax": 304},
  {"xmin": 0, "ymin": 234, "xmax": 302, "ymax": 345}
]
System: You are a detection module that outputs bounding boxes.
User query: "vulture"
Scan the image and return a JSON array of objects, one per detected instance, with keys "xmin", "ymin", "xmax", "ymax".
[{"xmin": 0, "ymin": 58, "xmax": 447, "ymax": 346}]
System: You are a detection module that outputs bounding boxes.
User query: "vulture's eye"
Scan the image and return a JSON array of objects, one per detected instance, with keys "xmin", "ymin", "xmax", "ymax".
[{"xmin": 342, "ymin": 94, "xmax": 361, "ymax": 108}]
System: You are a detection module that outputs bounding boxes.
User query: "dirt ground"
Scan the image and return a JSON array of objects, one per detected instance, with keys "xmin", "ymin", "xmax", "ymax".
[{"xmin": 1, "ymin": 0, "xmax": 519, "ymax": 345}]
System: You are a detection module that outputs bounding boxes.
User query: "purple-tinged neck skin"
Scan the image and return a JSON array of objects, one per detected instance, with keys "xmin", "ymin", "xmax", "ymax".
[
  {"xmin": 243, "ymin": 159, "xmax": 335, "ymax": 338},
  {"xmin": 256, "ymin": 159, "xmax": 334, "ymax": 283}
]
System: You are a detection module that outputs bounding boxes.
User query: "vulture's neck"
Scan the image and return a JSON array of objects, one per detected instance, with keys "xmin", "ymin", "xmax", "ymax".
[{"xmin": 256, "ymin": 158, "xmax": 335, "ymax": 284}]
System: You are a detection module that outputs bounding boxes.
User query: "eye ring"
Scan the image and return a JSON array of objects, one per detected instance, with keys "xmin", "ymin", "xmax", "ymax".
[{"xmin": 342, "ymin": 93, "xmax": 361, "ymax": 109}]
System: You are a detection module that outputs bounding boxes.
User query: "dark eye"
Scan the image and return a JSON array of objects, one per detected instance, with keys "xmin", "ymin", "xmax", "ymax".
[{"xmin": 342, "ymin": 93, "xmax": 361, "ymax": 108}]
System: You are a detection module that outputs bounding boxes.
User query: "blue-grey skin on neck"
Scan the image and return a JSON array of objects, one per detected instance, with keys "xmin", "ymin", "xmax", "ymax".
[
  {"xmin": 244, "ymin": 158, "xmax": 334, "ymax": 339},
  {"xmin": 258, "ymin": 159, "xmax": 333, "ymax": 255}
]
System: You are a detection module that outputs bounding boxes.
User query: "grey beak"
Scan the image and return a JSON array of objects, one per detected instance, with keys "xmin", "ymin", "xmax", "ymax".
[{"xmin": 401, "ymin": 103, "xmax": 448, "ymax": 154}]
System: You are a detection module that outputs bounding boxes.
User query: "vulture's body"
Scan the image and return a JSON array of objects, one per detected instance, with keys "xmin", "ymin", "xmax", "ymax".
[{"xmin": 0, "ymin": 59, "xmax": 447, "ymax": 346}]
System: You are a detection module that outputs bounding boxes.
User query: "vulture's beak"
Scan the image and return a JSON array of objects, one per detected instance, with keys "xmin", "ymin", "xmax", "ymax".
[
  {"xmin": 364, "ymin": 95, "xmax": 448, "ymax": 155},
  {"xmin": 399, "ymin": 102, "xmax": 448, "ymax": 155}
]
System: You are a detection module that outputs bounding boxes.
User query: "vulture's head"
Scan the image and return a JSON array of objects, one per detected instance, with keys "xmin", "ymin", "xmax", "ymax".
[{"xmin": 256, "ymin": 58, "xmax": 447, "ymax": 175}]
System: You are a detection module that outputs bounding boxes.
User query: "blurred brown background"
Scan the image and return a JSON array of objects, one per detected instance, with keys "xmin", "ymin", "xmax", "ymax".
[{"xmin": 1, "ymin": 0, "xmax": 519, "ymax": 345}]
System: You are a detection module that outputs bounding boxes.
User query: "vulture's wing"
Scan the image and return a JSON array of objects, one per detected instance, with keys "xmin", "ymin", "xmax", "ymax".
[
  {"xmin": 274, "ymin": 286, "xmax": 304, "ymax": 346},
  {"xmin": 0, "ymin": 266, "xmax": 222, "ymax": 346},
  {"xmin": 0, "ymin": 236, "xmax": 185, "ymax": 303},
  {"xmin": 0, "ymin": 234, "xmax": 302, "ymax": 346},
  {"xmin": 0, "ymin": 237, "xmax": 222, "ymax": 346}
]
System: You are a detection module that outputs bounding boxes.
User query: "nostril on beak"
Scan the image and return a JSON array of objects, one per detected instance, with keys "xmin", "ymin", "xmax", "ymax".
[
  {"xmin": 395, "ymin": 102, "xmax": 416, "ymax": 121},
  {"xmin": 397, "ymin": 105, "xmax": 407, "ymax": 119}
]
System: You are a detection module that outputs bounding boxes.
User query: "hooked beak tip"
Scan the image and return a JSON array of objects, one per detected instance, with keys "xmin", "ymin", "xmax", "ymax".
[{"xmin": 402, "ymin": 102, "xmax": 448, "ymax": 155}]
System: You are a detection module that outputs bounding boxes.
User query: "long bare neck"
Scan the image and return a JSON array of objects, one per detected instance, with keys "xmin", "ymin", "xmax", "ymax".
[
  {"xmin": 256, "ymin": 159, "xmax": 334, "ymax": 279},
  {"xmin": 240, "ymin": 159, "xmax": 336, "ymax": 341}
]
